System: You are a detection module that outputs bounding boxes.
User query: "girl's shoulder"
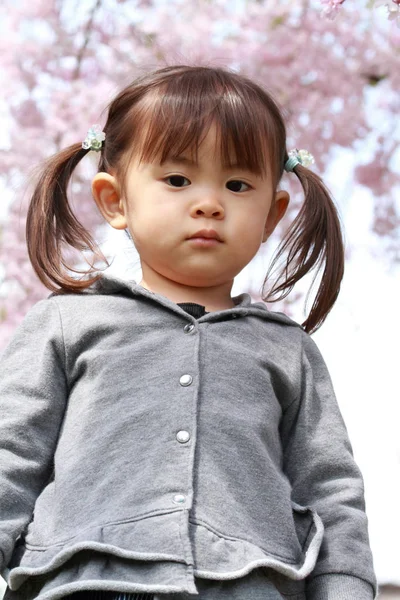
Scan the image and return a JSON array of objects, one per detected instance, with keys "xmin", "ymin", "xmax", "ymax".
[
  {"xmin": 246, "ymin": 299, "xmax": 301, "ymax": 329},
  {"xmin": 245, "ymin": 299, "xmax": 327, "ymax": 363}
]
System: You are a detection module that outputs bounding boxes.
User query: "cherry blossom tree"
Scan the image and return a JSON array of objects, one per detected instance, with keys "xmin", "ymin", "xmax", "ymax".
[
  {"xmin": 0, "ymin": 0, "xmax": 399, "ymax": 349},
  {"xmin": 321, "ymin": 0, "xmax": 400, "ymax": 24}
]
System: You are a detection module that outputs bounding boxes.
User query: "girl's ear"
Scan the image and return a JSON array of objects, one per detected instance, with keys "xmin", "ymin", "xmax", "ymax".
[
  {"xmin": 91, "ymin": 172, "xmax": 128, "ymax": 230},
  {"xmin": 262, "ymin": 190, "xmax": 290, "ymax": 242}
]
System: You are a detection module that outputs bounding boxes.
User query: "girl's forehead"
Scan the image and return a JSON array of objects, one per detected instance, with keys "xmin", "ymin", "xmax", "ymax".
[
  {"xmin": 158, "ymin": 147, "xmax": 266, "ymax": 180},
  {"xmin": 159, "ymin": 124, "xmax": 243, "ymax": 163},
  {"xmin": 130, "ymin": 110, "xmax": 272, "ymax": 178}
]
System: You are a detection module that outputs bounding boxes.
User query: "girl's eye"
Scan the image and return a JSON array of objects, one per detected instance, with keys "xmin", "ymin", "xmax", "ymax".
[
  {"xmin": 165, "ymin": 175, "xmax": 190, "ymax": 187},
  {"xmin": 164, "ymin": 176, "xmax": 251, "ymax": 192},
  {"xmin": 227, "ymin": 180, "xmax": 251, "ymax": 193}
]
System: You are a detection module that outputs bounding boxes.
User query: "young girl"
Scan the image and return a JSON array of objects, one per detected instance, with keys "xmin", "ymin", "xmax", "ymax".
[{"xmin": 0, "ymin": 65, "xmax": 377, "ymax": 600}]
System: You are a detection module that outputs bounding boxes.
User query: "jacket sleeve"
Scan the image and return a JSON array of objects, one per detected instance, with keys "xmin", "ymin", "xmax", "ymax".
[
  {"xmin": 0, "ymin": 297, "xmax": 68, "ymax": 578},
  {"xmin": 279, "ymin": 331, "xmax": 377, "ymax": 600}
]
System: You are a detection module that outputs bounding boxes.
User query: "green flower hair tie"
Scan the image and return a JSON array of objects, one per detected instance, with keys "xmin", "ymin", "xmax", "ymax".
[
  {"xmin": 284, "ymin": 148, "xmax": 315, "ymax": 172},
  {"xmin": 82, "ymin": 124, "xmax": 106, "ymax": 152}
]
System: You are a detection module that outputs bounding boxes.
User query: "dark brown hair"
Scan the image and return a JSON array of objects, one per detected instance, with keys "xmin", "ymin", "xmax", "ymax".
[{"xmin": 26, "ymin": 64, "xmax": 344, "ymax": 333}]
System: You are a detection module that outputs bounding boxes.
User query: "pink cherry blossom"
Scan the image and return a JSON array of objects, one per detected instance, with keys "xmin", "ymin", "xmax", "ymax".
[
  {"xmin": 0, "ymin": 0, "xmax": 399, "ymax": 348},
  {"xmin": 320, "ymin": 0, "xmax": 346, "ymax": 19}
]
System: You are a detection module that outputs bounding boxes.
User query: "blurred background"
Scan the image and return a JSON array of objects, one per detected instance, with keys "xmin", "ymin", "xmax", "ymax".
[{"xmin": 0, "ymin": 0, "xmax": 399, "ymax": 597}]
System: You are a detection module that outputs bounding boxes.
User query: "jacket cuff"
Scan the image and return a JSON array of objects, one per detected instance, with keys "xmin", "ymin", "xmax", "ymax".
[{"xmin": 306, "ymin": 574, "xmax": 375, "ymax": 599}]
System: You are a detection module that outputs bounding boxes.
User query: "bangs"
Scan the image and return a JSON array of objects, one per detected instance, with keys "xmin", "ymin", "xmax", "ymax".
[{"xmin": 125, "ymin": 69, "xmax": 282, "ymax": 183}]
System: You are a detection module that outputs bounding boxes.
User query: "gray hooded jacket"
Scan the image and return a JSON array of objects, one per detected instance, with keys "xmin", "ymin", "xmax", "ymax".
[{"xmin": 0, "ymin": 274, "xmax": 377, "ymax": 599}]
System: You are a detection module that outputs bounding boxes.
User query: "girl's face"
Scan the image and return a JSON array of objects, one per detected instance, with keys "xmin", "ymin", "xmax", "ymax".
[{"xmin": 92, "ymin": 123, "xmax": 289, "ymax": 292}]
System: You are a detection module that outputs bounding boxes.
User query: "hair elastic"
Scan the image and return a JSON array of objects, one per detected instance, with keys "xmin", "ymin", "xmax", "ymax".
[
  {"xmin": 284, "ymin": 148, "xmax": 315, "ymax": 172},
  {"xmin": 82, "ymin": 124, "xmax": 106, "ymax": 152},
  {"xmin": 81, "ymin": 126, "xmax": 312, "ymax": 172}
]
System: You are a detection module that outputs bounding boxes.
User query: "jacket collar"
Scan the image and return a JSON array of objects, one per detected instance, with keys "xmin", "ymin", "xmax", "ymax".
[{"xmin": 83, "ymin": 272, "xmax": 301, "ymax": 329}]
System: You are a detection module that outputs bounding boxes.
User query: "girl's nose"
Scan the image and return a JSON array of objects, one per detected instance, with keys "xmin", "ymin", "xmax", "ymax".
[{"xmin": 190, "ymin": 195, "xmax": 225, "ymax": 219}]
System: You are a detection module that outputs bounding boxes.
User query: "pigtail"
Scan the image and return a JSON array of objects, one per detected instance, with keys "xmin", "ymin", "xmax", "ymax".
[
  {"xmin": 26, "ymin": 144, "xmax": 110, "ymax": 293},
  {"xmin": 263, "ymin": 164, "xmax": 345, "ymax": 334}
]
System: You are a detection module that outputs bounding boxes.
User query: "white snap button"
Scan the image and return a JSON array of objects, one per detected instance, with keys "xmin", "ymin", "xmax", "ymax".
[
  {"xmin": 172, "ymin": 494, "xmax": 186, "ymax": 504},
  {"xmin": 176, "ymin": 430, "xmax": 190, "ymax": 443},
  {"xmin": 183, "ymin": 324, "xmax": 195, "ymax": 333},
  {"xmin": 179, "ymin": 374, "xmax": 193, "ymax": 386}
]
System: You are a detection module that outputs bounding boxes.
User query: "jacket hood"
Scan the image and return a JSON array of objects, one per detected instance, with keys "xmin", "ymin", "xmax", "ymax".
[{"xmin": 74, "ymin": 271, "xmax": 302, "ymax": 329}]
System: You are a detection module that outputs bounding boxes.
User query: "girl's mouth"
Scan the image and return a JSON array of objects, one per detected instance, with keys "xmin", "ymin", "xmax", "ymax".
[{"xmin": 187, "ymin": 237, "xmax": 222, "ymax": 246}]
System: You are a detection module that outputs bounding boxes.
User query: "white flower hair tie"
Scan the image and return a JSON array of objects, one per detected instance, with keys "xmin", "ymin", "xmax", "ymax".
[
  {"xmin": 82, "ymin": 124, "xmax": 106, "ymax": 152},
  {"xmin": 284, "ymin": 148, "xmax": 315, "ymax": 172}
]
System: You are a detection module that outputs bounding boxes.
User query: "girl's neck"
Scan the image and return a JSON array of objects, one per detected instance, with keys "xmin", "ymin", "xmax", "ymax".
[{"xmin": 138, "ymin": 271, "xmax": 235, "ymax": 312}]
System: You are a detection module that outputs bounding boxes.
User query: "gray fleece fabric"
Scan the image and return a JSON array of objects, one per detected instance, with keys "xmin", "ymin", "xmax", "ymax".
[{"xmin": 0, "ymin": 274, "xmax": 377, "ymax": 599}]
